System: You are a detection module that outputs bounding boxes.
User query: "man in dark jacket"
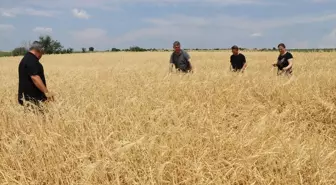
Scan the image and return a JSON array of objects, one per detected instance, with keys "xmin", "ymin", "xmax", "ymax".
[
  {"xmin": 169, "ymin": 41, "xmax": 193, "ymax": 73},
  {"xmin": 18, "ymin": 41, "xmax": 54, "ymax": 108}
]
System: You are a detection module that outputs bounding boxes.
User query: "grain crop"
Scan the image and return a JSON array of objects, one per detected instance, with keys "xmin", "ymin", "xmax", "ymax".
[{"xmin": 0, "ymin": 51, "xmax": 335, "ymax": 184}]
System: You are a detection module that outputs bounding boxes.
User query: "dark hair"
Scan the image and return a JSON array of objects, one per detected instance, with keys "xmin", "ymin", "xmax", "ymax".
[
  {"xmin": 173, "ymin": 41, "xmax": 180, "ymax": 46},
  {"xmin": 278, "ymin": 43, "xmax": 286, "ymax": 48},
  {"xmin": 231, "ymin": 45, "xmax": 239, "ymax": 50}
]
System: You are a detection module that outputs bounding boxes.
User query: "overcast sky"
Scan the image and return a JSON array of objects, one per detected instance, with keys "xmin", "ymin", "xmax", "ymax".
[{"xmin": 1, "ymin": 0, "xmax": 336, "ymax": 51}]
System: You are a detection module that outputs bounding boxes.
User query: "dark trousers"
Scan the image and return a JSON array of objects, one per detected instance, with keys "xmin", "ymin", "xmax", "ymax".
[
  {"xmin": 176, "ymin": 68, "xmax": 191, "ymax": 73},
  {"xmin": 19, "ymin": 97, "xmax": 46, "ymax": 114}
]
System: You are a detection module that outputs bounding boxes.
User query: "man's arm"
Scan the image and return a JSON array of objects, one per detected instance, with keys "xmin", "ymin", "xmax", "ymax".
[
  {"xmin": 229, "ymin": 56, "xmax": 233, "ymax": 71},
  {"xmin": 31, "ymin": 75, "xmax": 48, "ymax": 94},
  {"xmin": 26, "ymin": 61, "xmax": 53, "ymax": 100},
  {"xmin": 283, "ymin": 59, "xmax": 293, "ymax": 71},
  {"xmin": 184, "ymin": 51, "xmax": 193, "ymax": 72},
  {"xmin": 188, "ymin": 58, "xmax": 193, "ymax": 71},
  {"xmin": 30, "ymin": 75, "xmax": 54, "ymax": 100},
  {"xmin": 169, "ymin": 54, "xmax": 174, "ymax": 73},
  {"xmin": 241, "ymin": 55, "xmax": 247, "ymax": 72}
]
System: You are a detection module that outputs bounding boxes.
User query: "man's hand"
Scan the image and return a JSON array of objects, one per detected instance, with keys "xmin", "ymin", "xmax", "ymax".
[
  {"xmin": 272, "ymin": 63, "xmax": 277, "ymax": 67},
  {"xmin": 169, "ymin": 63, "xmax": 174, "ymax": 73},
  {"xmin": 45, "ymin": 92, "xmax": 55, "ymax": 102}
]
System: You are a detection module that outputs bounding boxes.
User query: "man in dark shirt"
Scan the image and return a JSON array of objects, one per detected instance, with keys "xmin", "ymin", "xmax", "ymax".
[
  {"xmin": 169, "ymin": 41, "xmax": 193, "ymax": 73},
  {"xmin": 18, "ymin": 41, "xmax": 54, "ymax": 107},
  {"xmin": 230, "ymin": 45, "xmax": 247, "ymax": 73},
  {"xmin": 272, "ymin": 43, "xmax": 293, "ymax": 76}
]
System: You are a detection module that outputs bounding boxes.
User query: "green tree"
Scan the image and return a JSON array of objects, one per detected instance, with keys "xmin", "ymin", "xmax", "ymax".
[
  {"xmin": 67, "ymin": 48, "xmax": 74, "ymax": 53},
  {"xmin": 12, "ymin": 47, "xmax": 27, "ymax": 56},
  {"xmin": 111, "ymin": 48, "xmax": 120, "ymax": 52},
  {"xmin": 38, "ymin": 35, "xmax": 64, "ymax": 54},
  {"xmin": 89, "ymin": 47, "xmax": 94, "ymax": 52},
  {"xmin": 82, "ymin": 48, "xmax": 86, "ymax": 53},
  {"xmin": 129, "ymin": 46, "xmax": 147, "ymax": 52}
]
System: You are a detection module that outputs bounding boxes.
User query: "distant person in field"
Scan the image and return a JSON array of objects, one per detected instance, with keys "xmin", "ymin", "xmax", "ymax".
[
  {"xmin": 273, "ymin": 43, "xmax": 293, "ymax": 76},
  {"xmin": 169, "ymin": 41, "xmax": 193, "ymax": 73},
  {"xmin": 230, "ymin": 45, "xmax": 247, "ymax": 73},
  {"xmin": 18, "ymin": 41, "xmax": 54, "ymax": 109}
]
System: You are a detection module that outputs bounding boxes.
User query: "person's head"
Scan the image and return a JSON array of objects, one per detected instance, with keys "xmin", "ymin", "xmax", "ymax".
[
  {"xmin": 29, "ymin": 41, "xmax": 44, "ymax": 59},
  {"xmin": 231, "ymin": 45, "xmax": 239, "ymax": 55},
  {"xmin": 173, "ymin": 41, "xmax": 181, "ymax": 53},
  {"xmin": 278, "ymin": 43, "xmax": 286, "ymax": 54}
]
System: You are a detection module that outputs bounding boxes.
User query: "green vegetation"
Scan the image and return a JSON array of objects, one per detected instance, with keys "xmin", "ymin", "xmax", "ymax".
[
  {"xmin": 0, "ymin": 51, "xmax": 12, "ymax": 57},
  {"xmin": 2, "ymin": 34, "xmax": 336, "ymax": 57}
]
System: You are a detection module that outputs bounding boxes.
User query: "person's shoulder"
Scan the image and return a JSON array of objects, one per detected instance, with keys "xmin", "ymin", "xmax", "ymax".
[
  {"xmin": 181, "ymin": 49, "xmax": 189, "ymax": 54},
  {"xmin": 24, "ymin": 52, "xmax": 35, "ymax": 59},
  {"xmin": 286, "ymin": 52, "xmax": 293, "ymax": 57},
  {"xmin": 20, "ymin": 52, "xmax": 30, "ymax": 62},
  {"xmin": 181, "ymin": 49, "xmax": 190, "ymax": 57},
  {"xmin": 239, "ymin": 53, "xmax": 245, "ymax": 57}
]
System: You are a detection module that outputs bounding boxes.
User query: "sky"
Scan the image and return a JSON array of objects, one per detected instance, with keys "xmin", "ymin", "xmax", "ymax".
[{"xmin": 1, "ymin": 0, "xmax": 336, "ymax": 51}]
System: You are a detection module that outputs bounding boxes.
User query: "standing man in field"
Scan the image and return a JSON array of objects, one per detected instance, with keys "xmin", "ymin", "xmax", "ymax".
[
  {"xmin": 169, "ymin": 41, "xmax": 193, "ymax": 73},
  {"xmin": 272, "ymin": 43, "xmax": 293, "ymax": 76},
  {"xmin": 18, "ymin": 41, "xmax": 54, "ymax": 109},
  {"xmin": 229, "ymin": 45, "xmax": 247, "ymax": 73}
]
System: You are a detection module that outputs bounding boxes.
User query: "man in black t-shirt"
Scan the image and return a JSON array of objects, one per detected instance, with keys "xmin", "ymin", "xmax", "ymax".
[
  {"xmin": 230, "ymin": 45, "xmax": 247, "ymax": 73},
  {"xmin": 18, "ymin": 41, "xmax": 54, "ymax": 108},
  {"xmin": 273, "ymin": 43, "xmax": 293, "ymax": 76}
]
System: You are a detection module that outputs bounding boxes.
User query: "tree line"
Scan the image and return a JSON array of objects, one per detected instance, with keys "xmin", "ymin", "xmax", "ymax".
[{"xmin": 1, "ymin": 35, "xmax": 336, "ymax": 57}]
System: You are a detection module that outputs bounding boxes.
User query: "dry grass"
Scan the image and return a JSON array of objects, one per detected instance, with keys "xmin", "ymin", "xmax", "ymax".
[{"xmin": 0, "ymin": 51, "xmax": 335, "ymax": 185}]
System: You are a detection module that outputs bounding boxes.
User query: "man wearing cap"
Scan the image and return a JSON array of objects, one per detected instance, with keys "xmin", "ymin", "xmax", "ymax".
[
  {"xmin": 18, "ymin": 41, "xmax": 54, "ymax": 108},
  {"xmin": 169, "ymin": 41, "xmax": 193, "ymax": 73},
  {"xmin": 230, "ymin": 45, "xmax": 247, "ymax": 73}
]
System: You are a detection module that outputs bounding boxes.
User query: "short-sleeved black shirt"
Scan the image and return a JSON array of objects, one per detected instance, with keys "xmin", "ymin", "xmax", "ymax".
[
  {"xmin": 230, "ymin": 53, "xmax": 246, "ymax": 70},
  {"xmin": 276, "ymin": 52, "xmax": 293, "ymax": 70},
  {"xmin": 18, "ymin": 52, "xmax": 47, "ymax": 105}
]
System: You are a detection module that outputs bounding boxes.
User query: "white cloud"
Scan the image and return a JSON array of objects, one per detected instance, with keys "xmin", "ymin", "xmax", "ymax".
[
  {"xmin": 0, "ymin": 7, "xmax": 59, "ymax": 17},
  {"xmin": 1, "ymin": 11, "xmax": 15, "ymax": 17},
  {"xmin": 33, "ymin": 27, "xmax": 53, "ymax": 34},
  {"xmin": 250, "ymin": 33, "xmax": 262, "ymax": 37},
  {"xmin": 72, "ymin": 8, "xmax": 90, "ymax": 19},
  {"xmin": 0, "ymin": 24, "xmax": 15, "ymax": 31}
]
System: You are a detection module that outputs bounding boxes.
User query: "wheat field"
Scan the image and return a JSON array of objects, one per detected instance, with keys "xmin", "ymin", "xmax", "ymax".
[{"xmin": 0, "ymin": 51, "xmax": 335, "ymax": 185}]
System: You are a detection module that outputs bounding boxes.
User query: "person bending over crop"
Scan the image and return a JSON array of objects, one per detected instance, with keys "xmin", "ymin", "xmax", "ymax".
[
  {"xmin": 169, "ymin": 41, "xmax": 193, "ymax": 73},
  {"xmin": 230, "ymin": 45, "xmax": 247, "ymax": 73}
]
